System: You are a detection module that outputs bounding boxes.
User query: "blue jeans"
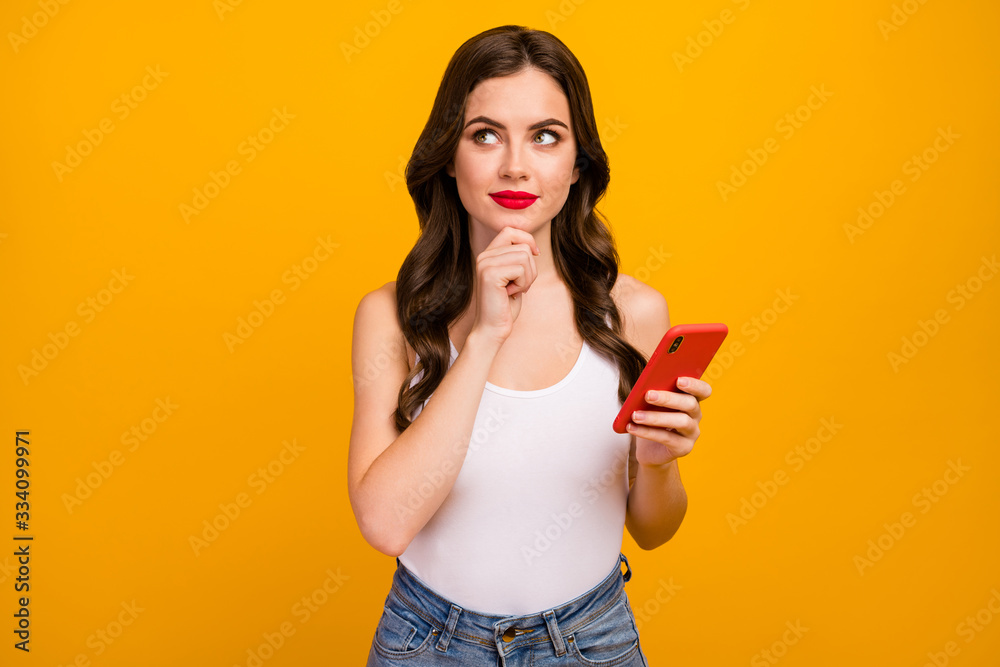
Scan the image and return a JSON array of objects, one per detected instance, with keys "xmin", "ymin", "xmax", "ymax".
[{"xmin": 366, "ymin": 552, "xmax": 649, "ymax": 666}]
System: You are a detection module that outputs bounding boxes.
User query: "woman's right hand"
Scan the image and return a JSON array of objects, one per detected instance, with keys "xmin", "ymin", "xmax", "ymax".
[{"xmin": 470, "ymin": 226, "xmax": 541, "ymax": 346}]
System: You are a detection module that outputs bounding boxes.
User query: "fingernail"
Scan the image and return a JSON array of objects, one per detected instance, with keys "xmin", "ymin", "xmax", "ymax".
[
  {"xmin": 647, "ymin": 391, "xmax": 658, "ymax": 401},
  {"xmin": 677, "ymin": 378, "xmax": 688, "ymax": 388}
]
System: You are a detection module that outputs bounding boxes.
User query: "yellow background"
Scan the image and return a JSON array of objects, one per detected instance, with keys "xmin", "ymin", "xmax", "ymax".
[{"xmin": 2, "ymin": 0, "xmax": 998, "ymax": 664}]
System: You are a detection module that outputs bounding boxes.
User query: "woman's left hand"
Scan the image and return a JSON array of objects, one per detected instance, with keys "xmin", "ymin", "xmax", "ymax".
[{"xmin": 627, "ymin": 377, "xmax": 713, "ymax": 467}]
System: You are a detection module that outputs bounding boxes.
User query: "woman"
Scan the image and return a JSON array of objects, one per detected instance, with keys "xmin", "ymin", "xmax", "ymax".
[{"xmin": 348, "ymin": 24, "xmax": 714, "ymax": 666}]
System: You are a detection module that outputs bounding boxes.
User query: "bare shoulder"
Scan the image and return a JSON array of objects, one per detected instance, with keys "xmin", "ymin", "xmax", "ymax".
[
  {"xmin": 354, "ymin": 281, "xmax": 398, "ymax": 329},
  {"xmin": 353, "ymin": 280, "xmax": 410, "ymax": 376},
  {"xmin": 611, "ymin": 273, "xmax": 671, "ymax": 360}
]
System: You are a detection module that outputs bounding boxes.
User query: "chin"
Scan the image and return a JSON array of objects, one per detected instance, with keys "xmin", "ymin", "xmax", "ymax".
[{"xmin": 495, "ymin": 217, "xmax": 545, "ymax": 232}]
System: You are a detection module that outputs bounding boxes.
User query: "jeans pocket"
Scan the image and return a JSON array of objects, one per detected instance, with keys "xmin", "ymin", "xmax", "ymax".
[
  {"xmin": 566, "ymin": 592, "xmax": 640, "ymax": 666},
  {"xmin": 373, "ymin": 601, "xmax": 438, "ymax": 659}
]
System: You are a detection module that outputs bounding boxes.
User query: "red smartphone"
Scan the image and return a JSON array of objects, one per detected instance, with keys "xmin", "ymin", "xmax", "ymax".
[{"xmin": 612, "ymin": 323, "xmax": 729, "ymax": 434}]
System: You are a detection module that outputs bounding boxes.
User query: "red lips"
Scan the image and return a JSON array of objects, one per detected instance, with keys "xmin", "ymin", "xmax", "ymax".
[{"xmin": 489, "ymin": 190, "xmax": 538, "ymax": 209}]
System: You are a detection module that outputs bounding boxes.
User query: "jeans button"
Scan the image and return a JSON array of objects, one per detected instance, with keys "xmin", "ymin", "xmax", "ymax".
[{"xmin": 502, "ymin": 627, "xmax": 517, "ymax": 642}]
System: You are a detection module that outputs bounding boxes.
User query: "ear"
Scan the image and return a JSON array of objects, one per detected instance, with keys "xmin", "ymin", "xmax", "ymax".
[
  {"xmin": 446, "ymin": 159, "xmax": 455, "ymax": 178},
  {"xmin": 570, "ymin": 162, "xmax": 580, "ymax": 185}
]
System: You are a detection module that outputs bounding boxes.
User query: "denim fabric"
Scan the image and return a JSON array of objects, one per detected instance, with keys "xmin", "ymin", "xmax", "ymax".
[{"xmin": 366, "ymin": 553, "xmax": 649, "ymax": 666}]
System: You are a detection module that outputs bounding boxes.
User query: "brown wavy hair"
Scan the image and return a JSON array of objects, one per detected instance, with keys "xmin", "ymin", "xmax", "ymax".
[{"xmin": 393, "ymin": 24, "xmax": 647, "ymax": 432}]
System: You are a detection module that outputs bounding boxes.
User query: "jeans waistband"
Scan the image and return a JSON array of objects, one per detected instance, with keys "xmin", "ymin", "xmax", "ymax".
[{"xmin": 388, "ymin": 552, "xmax": 632, "ymax": 657}]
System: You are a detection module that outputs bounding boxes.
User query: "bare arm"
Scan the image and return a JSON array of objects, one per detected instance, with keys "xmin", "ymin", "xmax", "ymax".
[
  {"xmin": 627, "ymin": 457, "xmax": 689, "ymax": 549},
  {"xmin": 616, "ymin": 275, "xmax": 690, "ymax": 549},
  {"xmin": 347, "ymin": 283, "xmax": 501, "ymax": 557},
  {"xmin": 349, "ymin": 227, "xmax": 540, "ymax": 556}
]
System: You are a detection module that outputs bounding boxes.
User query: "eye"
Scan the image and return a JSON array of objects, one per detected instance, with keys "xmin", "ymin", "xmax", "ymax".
[
  {"xmin": 534, "ymin": 129, "xmax": 561, "ymax": 145},
  {"xmin": 472, "ymin": 127, "xmax": 499, "ymax": 144}
]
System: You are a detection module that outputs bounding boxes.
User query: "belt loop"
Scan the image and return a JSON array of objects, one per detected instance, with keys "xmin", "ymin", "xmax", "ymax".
[
  {"xmin": 435, "ymin": 604, "xmax": 462, "ymax": 652},
  {"xmin": 543, "ymin": 609, "xmax": 567, "ymax": 656},
  {"xmin": 619, "ymin": 552, "xmax": 632, "ymax": 583}
]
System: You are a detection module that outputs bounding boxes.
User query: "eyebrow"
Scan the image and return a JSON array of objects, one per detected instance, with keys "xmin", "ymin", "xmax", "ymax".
[{"xmin": 463, "ymin": 115, "xmax": 569, "ymax": 132}]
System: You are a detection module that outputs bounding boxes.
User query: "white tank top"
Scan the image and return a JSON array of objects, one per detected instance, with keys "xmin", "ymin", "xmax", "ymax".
[{"xmin": 398, "ymin": 330, "xmax": 632, "ymax": 615}]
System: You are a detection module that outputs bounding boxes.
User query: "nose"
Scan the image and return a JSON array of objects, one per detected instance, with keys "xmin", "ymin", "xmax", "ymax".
[{"xmin": 499, "ymin": 143, "xmax": 529, "ymax": 180}]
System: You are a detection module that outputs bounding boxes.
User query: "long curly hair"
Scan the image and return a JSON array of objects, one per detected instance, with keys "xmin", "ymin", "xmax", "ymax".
[{"xmin": 393, "ymin": 24, "xmax": 647, "ymax": 432}]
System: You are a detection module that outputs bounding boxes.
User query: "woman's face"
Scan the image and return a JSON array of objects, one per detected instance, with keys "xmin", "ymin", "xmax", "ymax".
[{"xmin": 446, "ymin": 67, "xmax": 580, "ymax": 237}]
